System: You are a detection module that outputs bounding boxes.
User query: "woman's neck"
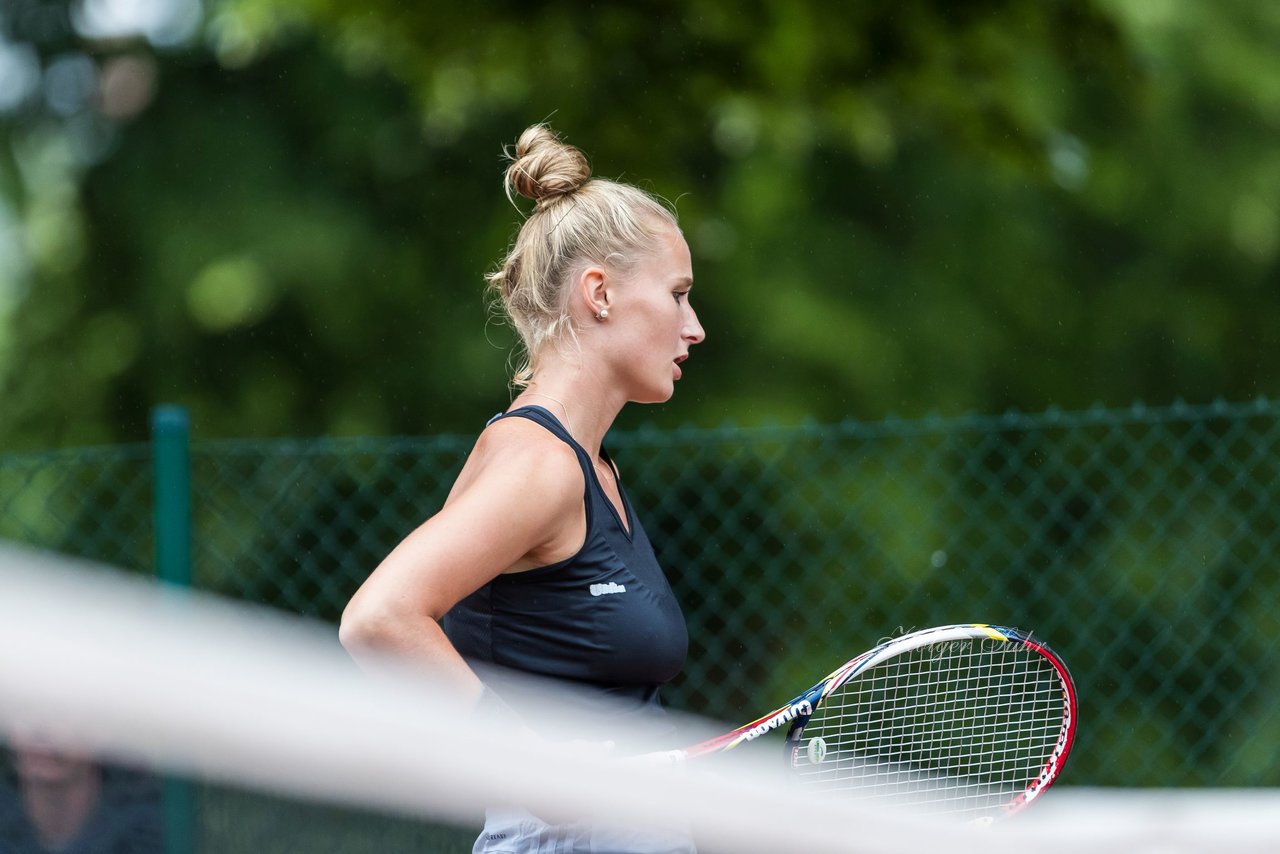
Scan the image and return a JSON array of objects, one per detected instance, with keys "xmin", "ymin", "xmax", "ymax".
[{"xmin": 517, "ymin": 366, "xmax": 625, "ymax": 456}]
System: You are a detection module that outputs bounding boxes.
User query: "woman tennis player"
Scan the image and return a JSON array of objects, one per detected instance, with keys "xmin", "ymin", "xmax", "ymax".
[{"xmin": 340, "ymin": 124, "xmax": 704, "ymax": 853}]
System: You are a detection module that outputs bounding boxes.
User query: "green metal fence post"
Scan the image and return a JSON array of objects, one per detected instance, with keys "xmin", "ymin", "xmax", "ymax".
[{"xmin": 152, "ymin": 405, "xmax": 197, "ymax": 854}]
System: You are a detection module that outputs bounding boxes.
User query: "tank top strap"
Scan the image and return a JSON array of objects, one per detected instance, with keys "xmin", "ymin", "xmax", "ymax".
[
  {"xmin": 488, "ymin": 405, "xmax": 593, "ymax": 470},
  {"xmin": 492, "ymin": 405, "xmax": 633, "ymax": 540}
]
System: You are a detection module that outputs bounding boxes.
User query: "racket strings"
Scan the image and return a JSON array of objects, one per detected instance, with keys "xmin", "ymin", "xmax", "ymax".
[{"xmin": 793, "ymin": 640, "xmax": 1064, "ymax": 817}]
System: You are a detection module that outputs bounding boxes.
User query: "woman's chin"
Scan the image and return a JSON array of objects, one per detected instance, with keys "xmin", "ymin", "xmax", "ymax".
[{"xmin": 632, "ymin": 384, "xmax": 676, "ymax": 405}]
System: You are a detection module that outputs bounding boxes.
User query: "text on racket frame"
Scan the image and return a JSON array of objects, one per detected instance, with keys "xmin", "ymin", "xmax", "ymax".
[{"xmin": 738, "ymin": 699, "xmax": 813, "ymax": 743}]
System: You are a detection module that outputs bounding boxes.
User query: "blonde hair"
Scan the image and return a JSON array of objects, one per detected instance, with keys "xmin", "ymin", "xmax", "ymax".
[{"xmin": 486, "ymin": 124, "xmax": 679, "ymax": 388}]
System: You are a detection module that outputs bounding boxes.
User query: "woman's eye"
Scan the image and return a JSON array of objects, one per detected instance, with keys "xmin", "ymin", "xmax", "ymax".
[{"xmin": 674, "ymin": 291, "xmax": 688, "ymax": 302}]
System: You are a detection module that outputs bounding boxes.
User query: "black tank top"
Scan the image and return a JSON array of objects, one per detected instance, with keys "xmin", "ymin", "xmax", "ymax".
[{"xmin": 443, "ymin": 406, "xmax": 689, "ymax": 733}]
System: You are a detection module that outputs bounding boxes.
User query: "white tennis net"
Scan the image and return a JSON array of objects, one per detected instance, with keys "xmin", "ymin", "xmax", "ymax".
[{"xmin": 0, "ymin": 544, "xmax": 1274, "ymax": 854}]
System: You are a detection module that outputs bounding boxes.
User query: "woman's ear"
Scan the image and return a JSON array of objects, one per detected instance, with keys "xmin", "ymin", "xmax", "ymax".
[{"xmin": 578, "ymin": 265, "xmax": 611, "ymax": 320}]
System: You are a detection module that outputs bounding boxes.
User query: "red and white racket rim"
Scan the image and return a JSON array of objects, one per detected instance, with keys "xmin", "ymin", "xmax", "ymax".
[{"xmin": 816, "ymin": 623, "xmax": 1078, "ymax": 816}]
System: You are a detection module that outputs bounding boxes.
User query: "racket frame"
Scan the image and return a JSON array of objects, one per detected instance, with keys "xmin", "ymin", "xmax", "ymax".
[{"xmin": 676, "ymin": 623, "xmax": 1077, "ymax": 818}]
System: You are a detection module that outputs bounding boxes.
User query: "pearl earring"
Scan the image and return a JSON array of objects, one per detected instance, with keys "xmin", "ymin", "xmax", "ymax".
[{"xmin": 597, "ymin": 309, "xmax": 609, "ymax": 320}]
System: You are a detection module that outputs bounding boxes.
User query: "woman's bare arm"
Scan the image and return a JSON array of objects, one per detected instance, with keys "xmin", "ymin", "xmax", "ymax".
[{"xmin": 338, "ymin": 419, "xmax": 585, "ymax": 701}]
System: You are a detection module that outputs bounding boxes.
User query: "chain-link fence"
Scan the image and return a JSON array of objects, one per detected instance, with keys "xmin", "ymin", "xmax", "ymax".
[{"xmin": 3, "ymin": 399, "xmax": 1278, "ymax": 823}]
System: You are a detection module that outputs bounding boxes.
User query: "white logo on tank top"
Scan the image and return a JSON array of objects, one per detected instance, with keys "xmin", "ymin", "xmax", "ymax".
[{"xmin": 589, "ymin": 582, "xmax": 627, "ymax": 597}]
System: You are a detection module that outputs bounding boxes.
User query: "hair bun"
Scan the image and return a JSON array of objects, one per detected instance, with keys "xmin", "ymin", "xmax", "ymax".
[{"xmin": 505, "ymin": 125, "xmax": 591, "ymax": 207}]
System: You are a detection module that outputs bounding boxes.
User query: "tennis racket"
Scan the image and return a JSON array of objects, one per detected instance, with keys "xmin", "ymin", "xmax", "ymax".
[{"xmin": 671, "ymin": 623, "xmax": 1076, "ymax": 821}]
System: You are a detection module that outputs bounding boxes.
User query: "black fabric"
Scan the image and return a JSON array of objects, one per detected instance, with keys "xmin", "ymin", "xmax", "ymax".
[{"xmin": 443, "ymin": 406, "xmax": 688, "ymax": 735}]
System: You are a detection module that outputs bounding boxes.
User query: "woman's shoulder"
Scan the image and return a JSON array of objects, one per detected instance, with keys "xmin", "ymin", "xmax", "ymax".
[
  {"xmin": 452, "ymin": 413, "xmax": 585, "ymax": 503},
  {"xmin": 476, "ymin": 410, "xmax": 577, "ymax": 457}
]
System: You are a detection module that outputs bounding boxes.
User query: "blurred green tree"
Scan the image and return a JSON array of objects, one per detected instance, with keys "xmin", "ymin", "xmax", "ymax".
[{"xmin": 1, "ymin": 0, "xmax": 1278, "ymax": 447}]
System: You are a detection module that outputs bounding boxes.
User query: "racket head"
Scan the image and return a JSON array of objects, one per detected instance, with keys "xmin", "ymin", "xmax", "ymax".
[{"xmin": 785, "ymin": 623, "xmax": 1076, "ymax": 821}]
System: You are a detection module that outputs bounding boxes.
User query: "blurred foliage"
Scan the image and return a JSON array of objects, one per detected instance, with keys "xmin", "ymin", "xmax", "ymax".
[{"xmin": 1, "ymin": 0, "xmax": 1279, "ymax": 448}]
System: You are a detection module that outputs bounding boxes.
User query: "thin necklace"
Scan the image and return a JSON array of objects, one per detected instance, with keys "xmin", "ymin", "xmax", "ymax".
[
  {"xmin": 522, "ymin": 392, "xmax": 615, "ymax": 484},
  {"xmin": 522, "ymin": 391, "xmax": 573, "ymax": 433}
]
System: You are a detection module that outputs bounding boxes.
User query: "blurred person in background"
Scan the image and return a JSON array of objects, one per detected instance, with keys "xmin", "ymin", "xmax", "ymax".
[
  {"xmin": 341, "ymin": 123, "xmax": 705, "ymax": 853},
  {"xmin": 0, "ymin": 730, "xmax": 161, "ymax": 854}
]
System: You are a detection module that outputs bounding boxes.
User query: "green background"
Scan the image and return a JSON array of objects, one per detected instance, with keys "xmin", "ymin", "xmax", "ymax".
[
  {"xmin": 2, "ymin": 1, "xmax": 1279, "ymax": 849},
  {"xmin": 2, "ymin": 0, "xmax": 1278, "ymax": 446}
]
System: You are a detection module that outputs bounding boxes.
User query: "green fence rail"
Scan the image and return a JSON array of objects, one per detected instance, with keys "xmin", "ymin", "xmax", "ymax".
[{"xmin": 2, "ymin": 399, "xmax": 1278, "ymax": 808}]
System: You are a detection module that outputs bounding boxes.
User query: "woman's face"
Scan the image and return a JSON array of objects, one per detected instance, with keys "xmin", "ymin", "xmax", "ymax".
[{"xmin": 607, "ymin": 226, "xmax": 705, "ymax": 404}]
